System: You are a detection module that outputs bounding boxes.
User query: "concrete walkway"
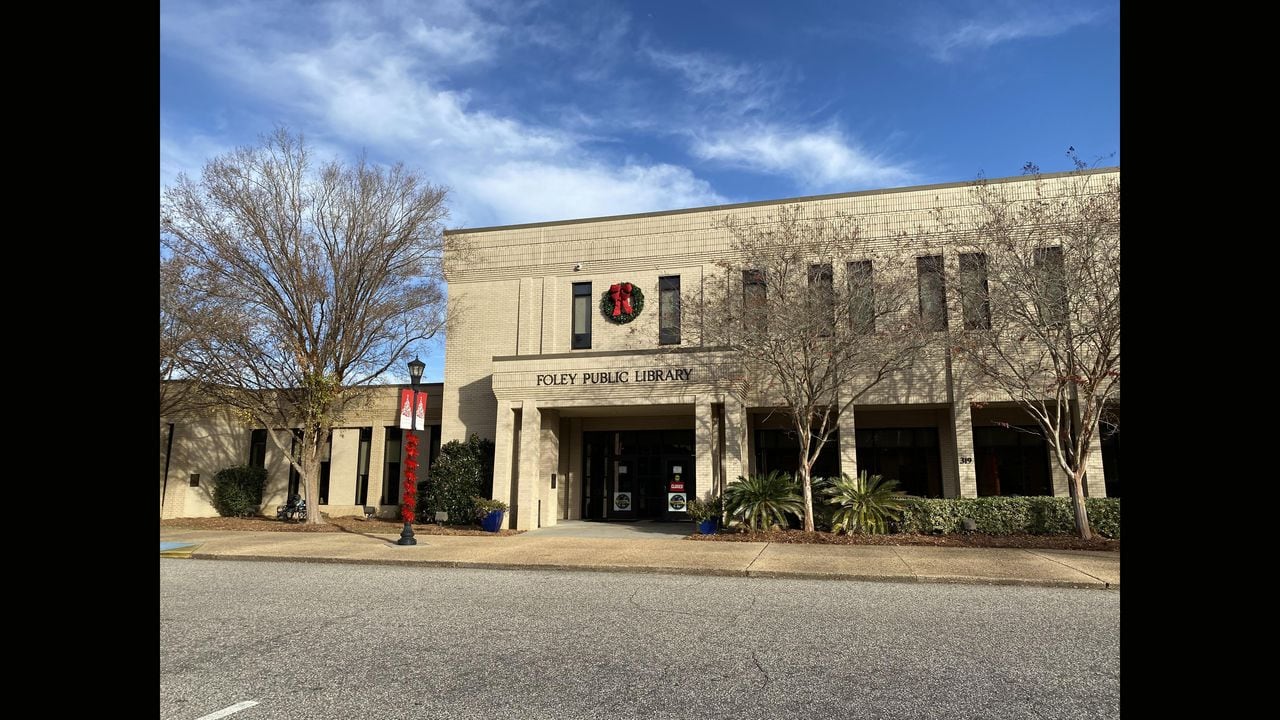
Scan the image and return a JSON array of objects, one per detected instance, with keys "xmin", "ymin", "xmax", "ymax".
[
  {"xmin": 526, "ymin": 519, "xmax": 691, "ymax": 539},
  {"xmin": 159, "ymin": 526, "xmax": 1119, "ymax": 589}
]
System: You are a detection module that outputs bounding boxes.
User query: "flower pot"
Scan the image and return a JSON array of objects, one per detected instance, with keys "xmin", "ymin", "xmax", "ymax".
[
  {"xmin": 481, "ymin": 510, "xmax": 505, "ymax": 533},
  {"xmin": 698, "ymin": 519, "xmax": 719, "ymax": 535}
]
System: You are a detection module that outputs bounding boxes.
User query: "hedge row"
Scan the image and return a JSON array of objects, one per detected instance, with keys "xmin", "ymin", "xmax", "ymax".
[{"xmin": 895, "ymin": 497, "xmax": 1120, "ymax": 538}]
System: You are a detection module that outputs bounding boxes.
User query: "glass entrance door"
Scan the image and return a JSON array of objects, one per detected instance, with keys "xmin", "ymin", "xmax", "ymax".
[
  {"xmin": 663, "ymin": 457, "xmax": 693, "ymax": 521},
  {"xmin": 611, "ymin": 454, "xmax": 640, "ymax": 518},
  {"xmin": 583, "ymin": 433, "xmax": 608, "ymax": 519},
  {"xmin": 582, "ymin": 430, "xmax": 697, "ymax": 521}
]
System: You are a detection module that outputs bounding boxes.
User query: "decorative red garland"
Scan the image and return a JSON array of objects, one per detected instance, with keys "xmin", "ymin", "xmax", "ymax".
[{"xmin": 402, "ymin": 432, "xmax": 419, "ymax": 523}]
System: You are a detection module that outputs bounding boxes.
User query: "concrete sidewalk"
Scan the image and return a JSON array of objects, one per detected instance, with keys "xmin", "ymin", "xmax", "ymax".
[{"xmin": 159, "ymin": 527, "xmax": 1119, "ymax": 589}]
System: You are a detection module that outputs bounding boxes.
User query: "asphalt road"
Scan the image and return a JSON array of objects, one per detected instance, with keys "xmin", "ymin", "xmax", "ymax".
[{"xmin": 161, "ymin": 559, "xmax": 1119, "ymax": 720}]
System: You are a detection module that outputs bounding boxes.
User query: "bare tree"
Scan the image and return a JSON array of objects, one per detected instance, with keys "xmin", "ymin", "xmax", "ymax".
[
  {"xmin": 160, "ymin": 128, "xmax": 451, "ymax": 524},
  {"xmin": 160, "ymin": 252, "xmax": 198, "ymax": 417},
  {"xmin": 936, "ymin": 154, "xmax": 1119, "ymax": 539},
  {"xmin": 685, "ymin": 205, "xmax": 933, "ymax": 531}
]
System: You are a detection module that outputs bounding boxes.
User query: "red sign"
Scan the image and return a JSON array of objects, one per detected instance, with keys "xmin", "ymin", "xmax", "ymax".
[
  {"xmin": 398, "ymin": 389, "xmax": 414, "ymax": 430},
  {"xmin": 670, "ymin": 481, "xmax": 685, "ymax": 492},
  {"xmin": 414, "ymin": 391, "xmax": 428, "ymax": 431}
]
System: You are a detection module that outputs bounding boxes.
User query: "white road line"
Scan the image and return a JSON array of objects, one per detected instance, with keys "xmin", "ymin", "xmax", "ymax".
[{"xmin": 194, "ymin": 700, "xmax": 259, "ymax": 720}]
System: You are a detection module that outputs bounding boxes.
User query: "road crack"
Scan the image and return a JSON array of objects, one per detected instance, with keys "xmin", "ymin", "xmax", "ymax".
[{"xmin": 751, "ymin": 650, "xmax": 771, "ymax": 688}]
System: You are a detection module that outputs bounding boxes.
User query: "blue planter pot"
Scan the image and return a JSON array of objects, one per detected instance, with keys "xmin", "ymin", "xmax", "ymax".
[
  {"xmin": 481, "ymin": 510, "xmax": 505, "ymax": 532},
  {"xmin": 698, "ymin": 519, "xmax": 719, "ymax": 535}
]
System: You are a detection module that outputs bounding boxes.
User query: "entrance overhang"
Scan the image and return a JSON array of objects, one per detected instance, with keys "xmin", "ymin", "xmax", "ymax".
[{"xmin": 491, "ymin": 346, "xmax": 745, "ymax": 405}]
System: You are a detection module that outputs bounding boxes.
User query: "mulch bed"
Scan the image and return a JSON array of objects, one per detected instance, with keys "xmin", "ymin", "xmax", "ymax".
[
  {"xmin": 688, "ymin": 529, "xmax": 1118, "ymax": 551},
  {"xmin": 159, "ymin": 515, "xmax": 523, "ymax": 537}
]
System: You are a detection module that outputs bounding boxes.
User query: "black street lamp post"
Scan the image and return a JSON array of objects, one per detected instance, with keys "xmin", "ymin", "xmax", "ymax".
[{"xmin": 398, "ymin": 356, "xmax": 427, "ymax": 546}]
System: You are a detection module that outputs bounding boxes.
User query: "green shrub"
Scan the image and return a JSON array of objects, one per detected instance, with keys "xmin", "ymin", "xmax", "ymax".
[
  {"xmin": 896, "ymin": 497, "xmax": 1121, "ymax": 537},
  {"xmin": 686, "ymin": 493, "xmax": 724, "ymax": 522},
  {"xmin": 724, "ymin": 471, "xmax": 804, "ymax": 530},
  {"xmin": 420, "ymin": 434, "xmax": 495, "ymax": 524},
  {"xmin": 1086, "ymin": 498, "xmax": 1121, "ymax": 539},
  {"xmin": 473, "ymin": 496, "xmax": 509, "ymax": 519},
  {"xmin": 211, "ymin": 465, "xmax": 268, "ymax": 518},
  {"xmin": 824, "ymin": 472, "xmax": 907, "ymax": 534}
]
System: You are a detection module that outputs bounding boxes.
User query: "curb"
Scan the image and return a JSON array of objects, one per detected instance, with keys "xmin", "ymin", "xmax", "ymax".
[
  {"xmin": 183, "ymin": 551, "xmax": 1118, "ymax": 589},
  {"xmin": 160, "ymin": 543, "xmax": 201, "ymax": 559}
]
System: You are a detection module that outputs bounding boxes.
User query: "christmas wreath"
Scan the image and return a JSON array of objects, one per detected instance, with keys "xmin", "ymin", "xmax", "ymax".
[{"xmin": 600, "ymin": 282, "xmax": 645, "ymax": 323}]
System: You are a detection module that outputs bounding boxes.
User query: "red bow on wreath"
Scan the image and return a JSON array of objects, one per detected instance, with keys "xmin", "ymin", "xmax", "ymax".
[{"xmin": 609, "ymin": 283, "xmax": 634, "ymax": 318}]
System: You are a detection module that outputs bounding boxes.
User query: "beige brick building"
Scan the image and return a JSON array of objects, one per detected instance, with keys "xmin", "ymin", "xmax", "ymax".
[
  {"xmin": 159, "ymin": 384, "xmax": 443, "ymax": 519},
  {"xmin": 441, "ymin": 169, "xmax": 1120, "ymax": 530},
  {"xmin": 160, "ymin": 169, "xmax": 1118, "ymax": 524}
]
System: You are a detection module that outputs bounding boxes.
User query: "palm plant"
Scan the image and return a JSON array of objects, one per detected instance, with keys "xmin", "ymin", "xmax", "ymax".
[
  {"xmin": 825, "ymin": 471, "xmax": 907, "ymax": 534},
  {"xmin": 809, "ymin": 475, "xmax": 837, "ymax": 531},
  {"xmin": 723, "ymin": 471, "xmax": 805, "ymax": 530}
]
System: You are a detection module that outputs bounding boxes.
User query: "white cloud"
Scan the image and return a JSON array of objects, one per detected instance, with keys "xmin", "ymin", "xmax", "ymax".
[
  {"xmin": 642, "ymin": 46, "xmax": 780, "ymax": 113},
  {"xmin": 460, "ymin": 161, "xmax": 726, "ymax": 225},
  {"xmin": 159, "ymin": 1, "xmax": 725, "ymax": 227},
  {"xmin": 918, "ymin": 4, "xmax": 1105, "ymax": 62},
  {"xmin": 161, "ymin": 1, "xmax": 924, "ymax": 226},
  {"xmin": 645, "ymin": 47, "xmax": 751, "ymax": 96},
  {"xmin": 408, "ymin": 22, "xmax": 494, "ymax": 64},
  {"xmin": 159, "ymin": 123, "xmax": 232, "ymax": 191},
  {"xmin": 691, "ymin": 125, "xmax": 915, "ymax": 191}
]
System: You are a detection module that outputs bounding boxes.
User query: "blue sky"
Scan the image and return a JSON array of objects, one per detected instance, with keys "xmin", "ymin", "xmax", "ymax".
[{"xmin": 160, "ymin": 0, "xmax": 1119, "ymax": 382}]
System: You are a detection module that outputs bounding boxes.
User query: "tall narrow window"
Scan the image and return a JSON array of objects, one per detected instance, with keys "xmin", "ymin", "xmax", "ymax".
[
  {"xmin": 659, "ymin": 275, "xmax": 681, "ymax": 344},
  {"xmin": 808, "ymin": 263, "xmax": 834, "ymax": 336},
  {"xmin": 355, "ymin": 427, "xmax": 372, "ymax": 506},
  {"xmin": 572, "ymin": 282, "xmax": 592, "ymax": 349},
  {"xmin": 959, "ymin": 253, "xmax": 991, "ymax": 330},
  {"xmin": 917, "ymin": 255, "xmax": 948, "ymax": 331},
  {"xmin": 318, "ymin": 430, "xmax": 333, "ymax": 505},
  {"xmin": 288, "ymin": 429, "xmax": 303, "ymax": 499},
  {"xmin": 1034, "ymin": 246, "xmax": 1067, "ymax": 325},
  {"xmin": 743, "ymin": 269, "xmax": 767, "ymax": 334},
  {"xmin": 847, "ymin": 260, "xmax": 874, "ymax": 334},
  {"xmin": 382, "ymin": 427, "xmax": 402, "ymax": 505},
  {"xmin": 248, "ymin": 429, "xmax": 267, "ymax": 468}
]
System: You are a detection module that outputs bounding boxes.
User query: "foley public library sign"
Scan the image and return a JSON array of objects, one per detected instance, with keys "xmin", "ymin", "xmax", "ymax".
[{"xmin": 535, "ymin": 367, "xmax": 694, "ymax": 387}]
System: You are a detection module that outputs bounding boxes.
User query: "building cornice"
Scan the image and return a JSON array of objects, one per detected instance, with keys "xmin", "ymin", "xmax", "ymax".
[{"xmin": 445, "ymin": 167, "xmax": 1120, "ymax": 236}]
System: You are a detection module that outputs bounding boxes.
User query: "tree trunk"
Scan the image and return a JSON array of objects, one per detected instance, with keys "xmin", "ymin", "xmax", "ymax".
[
  {"xmin": 799, "ymin": 464, "xmax": 815, "ymax": 532},
  {"xmin": 1069, "ymin": 470, "xmax": 1092, "ymax": 540},
  {"xmin": 301, "ymin": 429, "xmax": 325, "ymax": 525}
]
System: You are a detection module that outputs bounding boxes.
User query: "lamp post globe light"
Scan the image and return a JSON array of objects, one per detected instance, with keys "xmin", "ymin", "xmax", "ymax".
[{"xmin": 398, "ymin": 356, "xmax": 427, "ymax": 546}]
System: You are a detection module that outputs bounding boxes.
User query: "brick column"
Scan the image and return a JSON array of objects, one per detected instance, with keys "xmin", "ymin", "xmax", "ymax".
[
  {"xmin": 539, "ymin": 408, "xmax": 561, "ymax": 527},
  {"xmin": 838, "ymin": 407, "xmax": 857, "ymax": 480},
  {"xmin": 723, "ymin": 398, "xmax": 748, "ymax": 493},
  {"xmin": 1083, "ymin": 419, "xmax": 1108, "ymax": 498},
  {"xmin": 516, "ymin": 402, "xmax": 542, "ymax": 530},
  {"xmin": 695, "ymin": 396, "xmax": 715, "ymax": 498},
  {"xmin": 952, "ymin": 401, "xmax": 978, "ymax": 498},
  {"xmin": 328, "ymin": 428, "xmax": 359, "ymax": 507},
  {"xmin": 367, "ymin": 425, "xmax": 386, "ymax": 512},
  {"xmin": 491, "ymin": 402, "xmax": 517, "ymax": 529},
  {"xmin": 1049, "ymin": 457, "xmax": 1070, "ymax": 496}
]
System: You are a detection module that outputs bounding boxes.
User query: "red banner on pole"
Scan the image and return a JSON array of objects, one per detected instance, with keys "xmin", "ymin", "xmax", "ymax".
[
  {"xmin": 399, "ymin": 389, "xmax": 413, "ymax": 430},
  {"xmin": 415, "ymin": 391, "xmax": 428, "ymax": 431}
]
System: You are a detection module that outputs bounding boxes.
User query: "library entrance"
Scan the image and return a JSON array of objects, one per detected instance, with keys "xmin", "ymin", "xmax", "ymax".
[{"xmin": 581, "ymin": 430, "xmax": 696, "ymax": 521}]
